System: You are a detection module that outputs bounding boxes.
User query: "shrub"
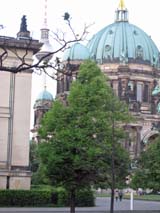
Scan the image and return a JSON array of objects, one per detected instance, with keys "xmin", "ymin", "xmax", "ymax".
[
  {"xmin": 0, "ymin": 187, "xmax": 95, "ymax": 207},
  {"xmin": 56, "ymin": 187, "xmax": 95, "ymax": 207},
  {"xmin": 75, "ymin": 188, "xmax": 95, "ymax": 207},
  {"xmin": 56, "ymin": 187, "xmax": 69, "ymax": 206},
  {"xmin": 0, "ymin": 190, "xmax": 52, "ymax": 207}
]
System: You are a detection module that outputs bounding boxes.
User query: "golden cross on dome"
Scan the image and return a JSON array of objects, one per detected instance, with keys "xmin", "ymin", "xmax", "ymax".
[{"xmin": 119, "ymin": 0, "xmax": 125, "ymax": 10}]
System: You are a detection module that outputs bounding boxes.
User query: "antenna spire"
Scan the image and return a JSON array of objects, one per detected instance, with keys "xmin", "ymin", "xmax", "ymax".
[
  {"xmin": 119, "ymin": 0, "xmax": 125, "ymax": 10},
  {"xmin": 40, "ymin": 0, "xmax": 49, "ymax": 42},
  {"xmin": 36, "ymin": 0, "xmax": 53, "ymax": 62},
  {"xmin": 44, "ymin": 0, "xmax": 48, "ymax": 28}
]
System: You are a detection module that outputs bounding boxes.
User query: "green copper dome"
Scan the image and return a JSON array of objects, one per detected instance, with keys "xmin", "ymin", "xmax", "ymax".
[
  {"xmin": 63, "ymin": 42, "xmax": 90, "ymax": 61},
  {"xmin": 36, "ymin": 89, "xmax": 53, "ymax": 101},
  {"xmin": 87, "ymin": 6, "xmax": 160, "ymax": 67}
]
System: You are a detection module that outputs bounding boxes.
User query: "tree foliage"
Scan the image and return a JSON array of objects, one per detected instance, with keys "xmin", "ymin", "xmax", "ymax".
[
  {"xmin": 131, "ymin": 136, "xmax": 160, "ymax": 192},
  {"xmin": 29, "ymin": 140, "xmax": 50, "ymax": 185},
  {"xmin": 96, "ymin": 143, "xmax": 130, "ymax": 189},
  {"xmin": 38, "ymin": 60, "xmax": 131, "ymax": 213},
  {"xmin": 29, "ymin": 140, "xmax": 39, "ymax": 173}
]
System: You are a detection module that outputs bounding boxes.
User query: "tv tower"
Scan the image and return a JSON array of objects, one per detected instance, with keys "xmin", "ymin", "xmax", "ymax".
[
  {"xmin": 36, "ymin": 0, "xmax": 53, "ymax": 62},
  {"xmin": 32, "ymin": 1, "xmax": 54, "ymax": 140}
]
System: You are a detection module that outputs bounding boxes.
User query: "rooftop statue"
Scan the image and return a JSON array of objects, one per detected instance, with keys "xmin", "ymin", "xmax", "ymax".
[
  {"xmin": 157, "ymin": 102, "xmax": 160, "ymax": 113},
  {"xmin": 152, "ymin": 80, "xmax": 160, "ymax": 113},
  {"xmin": 17, "ymin": 15, "xmax": 30, "ymax": 38},
  {"xmin": 152, "ymin": 80, "xmax": 160, "ymax": 96},
  {"xmin": 20, "ymin": 15, "xmax": 28, "ymax": 32}
]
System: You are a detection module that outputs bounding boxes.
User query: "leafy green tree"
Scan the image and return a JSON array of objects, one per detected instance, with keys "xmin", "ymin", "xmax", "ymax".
[
  {"xmin": 96, "ymin": 142, "xmax": 130, "ymax": 189},
  {"xmin": 131, "ymin": 136, "xmax": 160, "ymax": 192},
  {"xmin": 29, "ymin": 140, "xmax": 39, "ymax": 173},
  {"xmin": 38, "ymin": 60, "xmax": 131, "ymax": 213},
  {"xmin": 29, "ymin": 140, "xmax": 49, "ymax": 185}
]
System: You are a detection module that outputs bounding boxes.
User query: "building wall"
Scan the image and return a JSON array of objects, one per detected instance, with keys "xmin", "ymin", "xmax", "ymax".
[
  {"xmin": 0, "ymin": 72, "xmax": 11, "ymax": 169},
  {"xmin": 0, "ymin": 70, "xmax": 32, "ymax": 189},
  {"xmin": 12, "ymin": 72, "xmax": 32, "ymax": 167},
  {"xmin": 0, "ymin": 37, "xmax": 41, "ymax": 189}
]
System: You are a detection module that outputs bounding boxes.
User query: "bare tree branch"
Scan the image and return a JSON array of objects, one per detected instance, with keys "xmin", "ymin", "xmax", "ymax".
[
  {"xmin": 0, "ymin": 47, "xmax": 8, "ymax": 66},
  {"xmin": 0, "ymin": 13, "xmax": 92, "ymax": 78}
]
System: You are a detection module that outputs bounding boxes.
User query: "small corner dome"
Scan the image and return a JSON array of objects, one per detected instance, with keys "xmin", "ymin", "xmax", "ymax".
[
  {"xmin": 36, "ymin": 89, "xmax": 53, "ymax": 101},
  {"xmin": 63, "ymin": 42, "xmax": 90, "ymax": 61}
]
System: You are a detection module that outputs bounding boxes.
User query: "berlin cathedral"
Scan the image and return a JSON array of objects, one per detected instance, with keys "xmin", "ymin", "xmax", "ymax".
[
  {"xmin": 56, "ymin": 0, "xmax": 160, "ymax": 161},
  {"xmin": 1, "ymin": 0, "xmax": 160, "ymax": 189},
  {"xmin": 33, "ymin": 0, "xmax": 160, "ymax": 164}
]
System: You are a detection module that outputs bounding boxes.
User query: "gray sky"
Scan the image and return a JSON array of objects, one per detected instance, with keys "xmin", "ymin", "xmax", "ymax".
[
  {"xmin": 1, "ymin": 0, "xmax": 160, "ymax": 46},
  {"xmin": 1, "ymin": 0, "xmax": 160, "ymax": 128}
]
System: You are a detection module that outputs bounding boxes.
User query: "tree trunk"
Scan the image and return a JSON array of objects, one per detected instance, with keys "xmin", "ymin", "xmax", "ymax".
[
  {"xmin": 110, "ymin": 186, "xmax": 115, "ymax": 213},
  {"xmin": 70, "ymin": 188, "xmax": 76, "ymax": 213}
]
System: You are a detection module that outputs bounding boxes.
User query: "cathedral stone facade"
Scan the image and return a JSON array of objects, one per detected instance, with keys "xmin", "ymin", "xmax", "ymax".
[{"xmin": 56, "ymin": 1, "xmax": 160, "ymax": 164}]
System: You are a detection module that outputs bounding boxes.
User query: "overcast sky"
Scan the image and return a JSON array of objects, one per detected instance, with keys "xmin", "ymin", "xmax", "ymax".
[
  {"xmin": 1, "ymin": 0, "xmax": 160, "ymax": 45},
  {"xmin": 1, "ymin": 0, "xmax": 160, "ymax": 128}
]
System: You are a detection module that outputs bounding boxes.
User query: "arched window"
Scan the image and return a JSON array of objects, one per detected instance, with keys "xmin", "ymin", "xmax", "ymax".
[
  {"xmin": 61, "ymin": 77, "xmax": 64, "ymax": 93},
  {"xmin": 57, "ymin": 80, "xmax": 60, "ymax": 94},
  {"xmin": 136, "ymin": 45, "xmax": 143, "ymax": 59},
  {"xmin": 137, "ymin": 83, "xmax": 143, "ymax": 102},
  {"xmin": 126, "ymin": 81, "xmax": 136, "ymax": 101},
  {"xmin": 66, "ymin": 75, "xmax": 71, "ymax": 91},
  {"xmin": 118, "ymin": 79, "xmax": 122, "ymax": 97},
  {"xmin": 143, "ymin": 84, "xmax": 149, "ymax": 102},
  {"xmin": 110, "ymin": 81, "xmax": 113, "ymax": 88}
]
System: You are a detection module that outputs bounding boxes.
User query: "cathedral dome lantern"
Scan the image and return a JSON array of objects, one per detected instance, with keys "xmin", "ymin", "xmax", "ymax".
[{"xmin": 87, "ymin": 0, "xmax": 160, "ymax": 67}]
